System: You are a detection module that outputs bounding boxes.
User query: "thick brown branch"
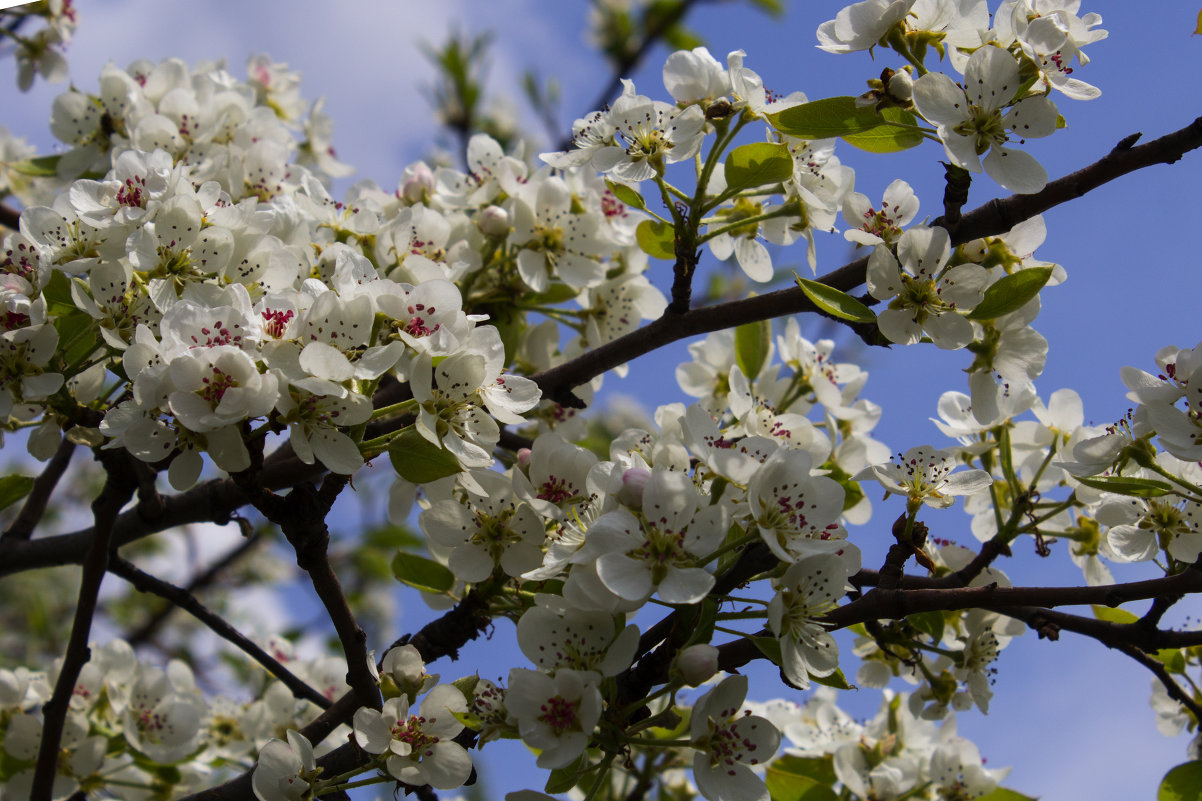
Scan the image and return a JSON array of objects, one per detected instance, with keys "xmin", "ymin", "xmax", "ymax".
[
  {"xmin": 108, "ymin": 554, "xmax": 333, "ymax": 709},
  {"xmin": 532, "ymin": 116, "xmax": 1202, "ymax": 402},
  {"xmin": 31, "ymin": 452, "xmax": 137, "ymax": 801}
]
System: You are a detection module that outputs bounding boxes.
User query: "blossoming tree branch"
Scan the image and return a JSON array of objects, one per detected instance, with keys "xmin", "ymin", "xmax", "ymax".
[{"xmin": 0, "ymin": 1, "xmax": 1201, "ymax": 800}]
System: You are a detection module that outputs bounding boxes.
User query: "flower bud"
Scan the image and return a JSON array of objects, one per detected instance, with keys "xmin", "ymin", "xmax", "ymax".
[
  {"xmin": 617, "ymin": 466, "xmax": 651, "ymax": 508},
  {"xmin": 478, "ymin": 205, "xmax": 511, "ymax": 237},
  {"xmin": 400, "ymin": 162, "xmax": 434, "ymax": 204},
  {"xmin": 674, "ymin": 644, "xmax": 720, "ymax": 687},
  {"xmin": 516, "ymin": 447, "xmax": 533, "ymax": 470},
  {"xmin": 887, "ymin": 69, "xmax": 913, "ymax": 102}
]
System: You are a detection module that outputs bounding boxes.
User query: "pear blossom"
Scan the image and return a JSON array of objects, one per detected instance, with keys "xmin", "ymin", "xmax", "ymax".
[
  {"xmin": 507, "ymin": 668, "xmax": 602, "ymax": 769},
  {"xmin": 690, "ymin": 675, "xmax": 781, "ymax": 801},
  {"xmin": 913, "ymin": 47, "xmax": 1060, "ymax": 193},
  {"xmin": 252, "ymin": 730, "xmax": 318, "ymax": 801},
  {"xmin": 768, "ymin": 551, "xmax": 861, "ymax": 689},
  {"xmin": 867, "ymin": 225, "xmax": 988, "ymax": 349},
  {"xmin": 352, "ymin": 685, "xmax": 472, "ymax": 789},
  {"xmin": 861, "ymin": 446, "xmax": 993, "ymax": 510}
]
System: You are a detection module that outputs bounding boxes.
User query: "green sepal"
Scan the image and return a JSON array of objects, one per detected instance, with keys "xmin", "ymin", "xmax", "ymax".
[
  {"xmin": 724, "ymin": 141, "xmax": 793, "ymax": 192},
  {"xmin": 636, "ymin": 219, "xmax": 675, "ymax": 260},
  {"xmin": 794, "ymin": 273, "xmax": 876, "ymax": 324},
  {"xmin": 388, "ymin": 427, "xmax": 462, "ymax": 484},
  {"xmin": 967, "ymin": 267, "xmax": 1053, "ymax": 321},
  {"xmin": 0, "ymin": 474, "xmax": 34, "ymax": 513},
  {"xmin": 391, "ymin": 551, "xmax": 456, "ymax": 594},
  {"xmin": 1160, "ymin": 761, "xmax": 1202, "ymax": 801},
  {"xmin": 733, "ymin": 317, "xmax": 772, "ymax": 380},
  {"xmin": 1073, "ymin": 475, "xmax": 1174, "ymax": 498}
]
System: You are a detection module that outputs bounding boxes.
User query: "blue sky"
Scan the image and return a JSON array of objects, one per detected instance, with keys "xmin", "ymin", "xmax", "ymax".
[{"xmin": 3, "ymin": 1, "xmax": 1200, "ymax": 797}]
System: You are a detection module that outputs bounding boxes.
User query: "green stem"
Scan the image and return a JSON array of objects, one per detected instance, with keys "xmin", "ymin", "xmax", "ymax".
[
  {"xmin": 369, "ymin": 397, "xmax": 418, "ymax": 421},
  {"xmin": 700, "ymin": 532, "xmax": 759, "ymax": 566},
  {"xmin": 696, "ymin": 206, "xmax": 795, "ymax": 245}
]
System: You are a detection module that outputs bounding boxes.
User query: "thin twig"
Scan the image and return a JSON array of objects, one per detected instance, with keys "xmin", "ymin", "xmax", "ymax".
[
  {"xmin": 2, "ymin": 436, "xmax": 76, "ymax": 541},
  {"xmin": 108, "ymin": 554, "xmax": 333, "ymax": 709},
  {"xmin": 1116, "ymin": 643, "xmax": 1202, "ymax": 724}
]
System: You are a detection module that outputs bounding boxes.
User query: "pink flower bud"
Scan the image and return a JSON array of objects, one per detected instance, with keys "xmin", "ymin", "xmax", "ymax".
[
  {"xmin": 675, "ymin": 644, "xmax": 720, "ymax": 686},
  {"xmin": 478, "ymin": 205, "xmax": 510, "ymax": 237},
  {"xmin": 400, "ymin": 162, "xmax": 434, "ymax": 203},
  {"xmin": 516, "ymin": 447, "xmax": 533, "ymax": 470},
  {"xmin": 618, "ymin": 466, "xmax": 651, "ymax": 508}
]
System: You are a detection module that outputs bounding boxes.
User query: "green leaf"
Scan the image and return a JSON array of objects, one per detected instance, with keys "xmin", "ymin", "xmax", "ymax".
[
  {"xmin": 841, "ymin": 107, "xmax": 925, "ymax": 153},
  {"xmin": 1195, "ymin": 9, "xmax": 1202, "ymax": 35},
  {"xmin": 42, "ymin": 271, "xmax": 76, "ymax": 317},
  {"xmin": 767, "ymin": 754, "xmax": 838, "ymax": 787},
  {"xmin": 636, "ymin": 219, "xmax": 675, "ymax": 260},
  {"xmin": 978, "ymin": 789, "xmax": 1038, "ymax": 801},
  {"xmin": 765, "ymin": 762, "xmax": 839, "ymax": 801},
  {"xmin": 388, "ymin": 428, "xmax": 462, "ymax": 484},
  {"xmin": 1092, "ymin": 605, "xmax": 1139, "ymax": 625},
  {"xmin": 1159, "ymin": 648, "xmax": 1188, "ymax": 674},
  {"xmin": 9, "ymin": 154, "xmax": 61, "ymax": 177},
  {"xmin": 530, "ymin": 283, "xmax": 580, "ymax": 305},
  {"xmin": 1073, "ymin": 475, "xmax": 1174, "ymax": 498},
  {"xmin": 724, "ymin": 141, "xmax": 792, "ymax": 192},
  {"xmin": 734, "ymin": 318, "xmax": 771, "ymax": 380},
  {"xmin": 544, "ymin": 752, "xmax": 590, "ymax": 794},
  {"xmin": 907, "ymin": 610, "xmax": 945, "ymax": 643},
  {"xmin": 0, "ymin": 475, "xmax": 33, "ymax": 513},
  {"xmin": 605, "ymin": 179, "xmax": 646, "ymax": 211},
  {"xmin": 54, "ymin": 311, "xmax": 100, "ymax": 367},
  {"xmin": 967, "ymin": 267, "xmax": 1054, "ymax": 321},
  {"xmin": 750, "ymin": 635, "xmax": 783, "ymax": 665},
  {"xmin": 768, "ymin": 96, "xmax": 898, "ymax": 139},
  {"xmin": 1161, "ymin": 763, "xmax": 1202, "ymax": 801},
  {"xmin": 391, "ymin": 551, "xmax": 455, "ymax": 594},
  {"xmin": 794, "ymin": 274, "xmax": 876, "ymax": 324},
  {"xmin": 809, "ymin": 668, "xmax": 855, "ymax": 690},
  {"xmin": 748, "ymin": 0, "xmax": 785, "ymax": 15}
]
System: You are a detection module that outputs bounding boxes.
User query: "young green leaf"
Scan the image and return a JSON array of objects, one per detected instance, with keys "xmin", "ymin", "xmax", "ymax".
[
  {"xmin": 0, "ymin": 475, "xmax": 34, "ymax": 513},
  {"xmin": 1073, "ymin": 475, "xmax": 1174, "ymax": 498},
  {"xmin": 391, "ymin": 551, "xmax": 455, "ymax": 594},
  {"xmin": 9, "ymin": 154, "xmax": 62, "ymax": 177},
  {"xmin": 388, "ymin": 427, "xmax": 463, "ymax": 484},
  {"xmin": 1159, "ymin": 762, "xmax": 1202, "ymax": 801},
  {"xmin": 967, "ymin": 267, "xmax": 1054, "ymax": 321},
  {"xmin": 768, "ymin": 96, "xmax": 894, "ymax": 139},
  {"xmin": 795, "ymin": 274, "xmax": 876, "ymax": 324},
  {"xmin": 733, "ymin": 317, "xmax": 772, "ymax": 380},
  {"xmin": 1091, "ymin": 604, "xmax": 1139, "ymax": 625},
  {"xmin": 605, "ymin": 179, "xmax": 646, "ymax": 211},
  {"xmin": 977, "ymin": 789, "xmax": 1039, "ymax": 801},
  {"xmin": 766, "ymin": 754, "xmax": 838, "ymax": 787},
  {"xmin": 724, "ymin": 141, "xmax": 792, "ymax": 192},
  {"xmin": 765, "ymin": 763, "xmax": 839, "ymax": 801},
  {"xmin": 809, "ymin": 668, "xmax": 855, "ymax": 690},
  {"xmin": 636, "ymin": 219, "xmax": 676, "ymax": 260},
  {"xmin": 841, "ymin": 107, "xmax": 925, "ymax": 153}
]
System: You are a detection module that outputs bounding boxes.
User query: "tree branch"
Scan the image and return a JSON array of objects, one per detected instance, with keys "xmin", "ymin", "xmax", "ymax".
[
  {"xmin": 1116, "ymin": 643, "xmax": 1202, "ymax": 725},
  {"xmin": 532, "ymin": 116, "xmax": 1202, "ymax": 404},
  {"xmin": 30, "ymin": 452, "xmax": 137, "ymax": 801},
  {"xmin": 108, "ymin": 553, "xmax": 333, "ymax": 709}
]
